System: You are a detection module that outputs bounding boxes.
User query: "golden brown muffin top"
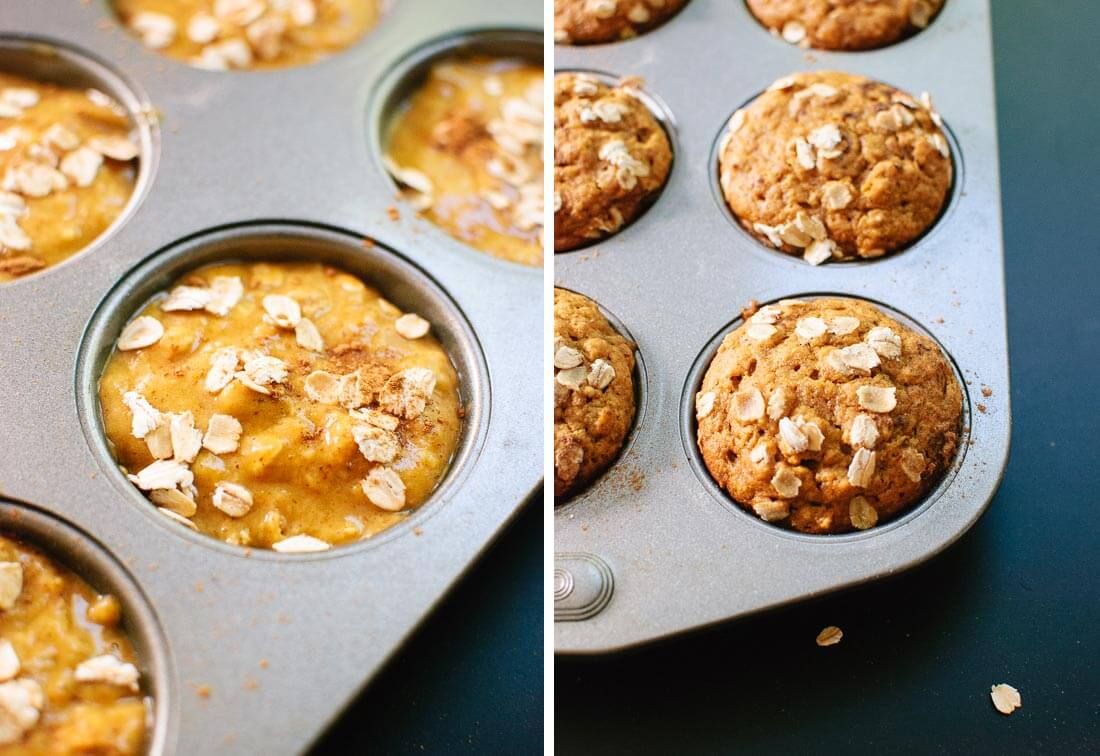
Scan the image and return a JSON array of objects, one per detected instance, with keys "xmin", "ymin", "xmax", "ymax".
[
  {"xmin": 696, "ymin": 298, "xmax": 962, "ymax": 534},
  {"xmin": 748, "ymin": 0, "xmax": 944, "ymax": 51},
  {"xmin": 719, "ymin": 71, "xmax": 952, "ymax": 263},
  {"xmin": 554, "ymin": 0, "xmax": 689, "ymax": 45},
  {"xmin": 554, "ymin": 73, "xmax": 672, "ymax": 252},
  {"xmin": 553, "ymin": 288, "xmax": 636, "ymax": 498}
]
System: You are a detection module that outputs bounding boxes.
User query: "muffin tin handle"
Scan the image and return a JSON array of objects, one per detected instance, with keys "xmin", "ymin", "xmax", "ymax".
[{"xmin": 554, "ymin": 552, "xmax": 614, "ymax": 622}]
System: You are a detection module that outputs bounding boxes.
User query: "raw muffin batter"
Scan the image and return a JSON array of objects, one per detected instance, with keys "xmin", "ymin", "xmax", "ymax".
[
  {"xmin": 719, "ymin": 71, "xmax": 952, "ymax": 263},
  {"xmin": 554, "ymin": 0, "xmax": 689, "ymax": 45},
  {"xmin": 113, "ymin": 0, "xmax": 381, "ymax": 70},
  {"xmin": 0, "ymin": 75, "xmax": 138, "ymax": 283},
  {"xmin": 748, "ymin": 0, "xmax": 944, "ymax": 51},
  {"xmin": 696, "ymin": 298, "xmax": 962, "ymax": 534},
  {"xmin": 384, "ymin": 57, "xmax": 544, "ymax": 266},
  {"xmin": 0, "ymin": 533, "xmax": 148, "ymax": 753},
  {"xmin": 99, "ymin": 261, "xmax": 462, "ymax": 551},
  {"xmin": 554, "ymin": 288, "xmax": 635, "ymax": 498},
  {"xmin": 554, "ymin": 73, "xmax": 671, "ymax": 252}
]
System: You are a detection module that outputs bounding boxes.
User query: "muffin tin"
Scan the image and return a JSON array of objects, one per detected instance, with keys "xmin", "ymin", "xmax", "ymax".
[
  {"xmin": 554, "ymin": 0, "xmax": 1010, "ymax": 653},
  {"xmin": 0, "ymin": 1, "xmax": 541, "ymax": 751}
]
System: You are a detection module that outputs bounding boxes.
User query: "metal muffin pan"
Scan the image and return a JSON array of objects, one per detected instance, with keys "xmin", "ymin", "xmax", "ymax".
[
  {"xmin": 554, "ymin": 0, "xmax": 1010, "ymax": 654},
  {"xmin": 0, "ymin": 1, "xmax": 541, "ymax": 752}
]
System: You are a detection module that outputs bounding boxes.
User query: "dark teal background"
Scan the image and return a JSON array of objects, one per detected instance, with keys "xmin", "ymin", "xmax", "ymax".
[{"xmin": 555, "ymin": 1, "xmax": 1100, "ymax": 753}]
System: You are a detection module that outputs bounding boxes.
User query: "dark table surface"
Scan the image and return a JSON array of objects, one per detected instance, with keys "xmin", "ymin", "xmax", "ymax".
[{"xmin": 555, "ymin": 1, "xmax": 1100, "ymax": 753}]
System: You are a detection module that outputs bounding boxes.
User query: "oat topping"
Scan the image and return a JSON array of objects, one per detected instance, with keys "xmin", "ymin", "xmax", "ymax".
[
  {"xmin": 169, "ymin": 412, "xmax": 204, "ymax": 464},
  {"xmin": 0, "ymin": 563, "xmax": 22, "ymax": 611},
  {"xmin": 262, "ymin": 294, "xmax": 302, "ymax": 329},
  {"xmin": 294, "ymin": 318, "xmax": 324, "ymax": 352},
  {"xmin": 856, "ymin": 385, "xmax": 897, "ymax": 413},
  {"xmin": 74, "ymin": 654, "xmax": 140, "ymax": 692},
  {"xmin": 212, "ymin": 482, "xmax": 253, "ymax": 518},
  {"xmin": 202, "ymin": 413, "xmax": 242, "ymax": 454},
  {"xmin": 395, "ymin": 313, "xmax": 430, "ymax": 340},
  {"xmin": 753, "ymin": 499, "xmax": 790, "ymax": 522},
  {"xmin": 0, "ymin": 642, "xmax": 19, "ymax": 683},
  {"xmin": 847, "ymin": 448, "xmax": 877, "ymax": 487},
  {"xmin": 128, "ymin": 459, "xmax": 194, "ymax": 492},
  {"xmin": 361, "ymin": 467, "xmax": 407, "ymax": 511},
  {"xmin": 733, "ymin": 386, "xmax": 766, "ymax": 422},
  {"xmin": 846, "ymin": 414, "xmax": 880, "ymax": 449},
  {"xmin": 271, "ymin": 534, "xmax": 331, "ymax": 553},
  {"xmin": 990, "ymin": 683, "xmax": 1021, "ymax": 715},
  {"xmin": 352, "ymin": 423, "xmax": 399, "ymax": 464},
  {"xmin": 157, "ymin": 507, "xmax": 198, "ymax": 530},
  {"xmin": 150, "ymin": 488, "xmax": 197, "ymax": 517},
  {"xmin": 237, "ymin": 354, "xmax": 290, "ymax": 394},
  {"xmin": 130, "ymin": 11, "xmax": 177, "ymax": 49},
  {"xmin": 0, "ymin": 679, "xmax": 44, "ymax": 745},
  {"xmin": 849, "ymin": 496, "xmax": 878, "ymax": 529},
  {"xmin": 379, "ymin": 367, "xmax": 437, "ymax": 420},
  {"xmin": 116, "ymin": 314, "xmax": 165, "ymax": 354},
  {"xmin": 771, "ymin": 466, "xmax": 802, "ymax": 498},
  {"xmin": 587, "ymin": 359, "xmax": 616, "ymax": 390},
  {"xmin": 205, "ymin": 347, "xmax": 241, "ymax": 393},
  {"xmin": 866, "ymin": 326, "xmax": 902, "ymax": 358},
  {"xmin": 695, "ymin": 391, "xmax": 716, "ymax": 419}
]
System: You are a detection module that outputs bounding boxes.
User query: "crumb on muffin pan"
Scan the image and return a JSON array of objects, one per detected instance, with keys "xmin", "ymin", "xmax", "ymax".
[
  {"xmin": 554, "ymin": 0, "xmax": 1009, "ymax": 652},
  {"xmin": 1, "ymin": 4, "xmax": 542, "ymax": 750}
]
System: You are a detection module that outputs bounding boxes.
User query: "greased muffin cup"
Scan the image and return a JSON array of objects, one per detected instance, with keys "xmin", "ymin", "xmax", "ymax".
[
  {"xmin": 0, "ymin": 1, "xmax": 542, "ymax": 751},
  {"xmin": 554, "ymin": 0, "xmax": 1009, "ymax": 654}
]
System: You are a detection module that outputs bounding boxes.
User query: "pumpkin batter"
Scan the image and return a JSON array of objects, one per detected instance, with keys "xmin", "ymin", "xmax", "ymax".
[
  {"xmin": 0, "ymin": 533, "xmax": 148, "ymax": 754},
  {"xmin": 112, "ymin": 0, "xmax": 382, "ymax": 70},
  {"xmin": 384, "ymin": 57, "xmax": 544, "ymax": 266},
  {"xmin": 0, "ymin": 75, "xmax": 138, "ymax": 283},
  {"xmin": 99, "ymin": 261, "xmax": 463, "ymax": 551}
]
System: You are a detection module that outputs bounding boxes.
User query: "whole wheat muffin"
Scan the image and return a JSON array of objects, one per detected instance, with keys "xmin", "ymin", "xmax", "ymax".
[
  {"xmin": 554, "ymin": 73, "xmax": 672, "ymax": 252},
  {"xmin": 748, "ymin": 0, "xmax": 944, "ymax": 51},
  {"xmin": 696, "ymin": 298, "xmax": 962, "ymax": 534},
  {"xmin": 719, "ymin": 71, "xmax": 952, "ymax": 263},
  {"xmin": 554, "ymin": 0, "xmax": 689, "ymax": 45},
  {"xmin": 554, "ymin": 288, "xmax": 636, "ymax": 498}
]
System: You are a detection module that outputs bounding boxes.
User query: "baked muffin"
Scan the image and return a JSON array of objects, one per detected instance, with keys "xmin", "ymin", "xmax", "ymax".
[
  {"xmin": 554, "ymin": 289, "xmax": 636, "ymax": 498},
  {"xmin": 554, "ymin": 0, "xmax": 689, "ymax": 45},
  {"xmin": 554, "ymin": 73, "xmax": 672, "ymax": 252},
  {"xmin": 748, "ymin": 0, "xmax": 944, "ymax": 51},
  {"xmin": 695, "ymin": 298, "xmax": 962, "ymax": 534},
  {"xmin": 719, "ymin": 71, "xmax": 951, "ymax": 263}
]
